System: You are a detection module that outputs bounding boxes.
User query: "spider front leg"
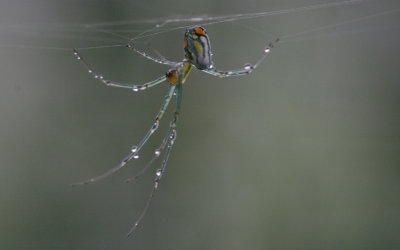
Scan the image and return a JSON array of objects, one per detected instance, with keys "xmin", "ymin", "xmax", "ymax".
[
  {"xmin": 71, "ymin": 84, "xmax": 177, "ymax": 186},
  {"xmin": 124, "ymin": 121, "xmax": 171, "ymax": 183},
  {"xmin": 203, "ymin": 38, "xmax": 279, "ymax": 78},
  {"xmin": 125, "ymin": 81, "xmax": 182, "ymax": 183},
  {"xmin": 127, "ymin": 83, "xmax": 182, "ymax": 236},
  {"xmin": 73, "ymin": 49, "xmax": 167, "ymax": 91}
]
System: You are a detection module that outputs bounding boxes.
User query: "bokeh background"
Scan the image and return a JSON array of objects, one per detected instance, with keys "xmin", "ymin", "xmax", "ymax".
[{"xmin": 1, "ymin": 0, "xmax": 399, "ymax": 249}]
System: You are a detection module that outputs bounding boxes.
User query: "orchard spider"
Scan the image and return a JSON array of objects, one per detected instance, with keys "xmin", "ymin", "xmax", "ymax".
[{"xmin": 72, "ymin": 26, "xmax": 278, "ymax": 236}]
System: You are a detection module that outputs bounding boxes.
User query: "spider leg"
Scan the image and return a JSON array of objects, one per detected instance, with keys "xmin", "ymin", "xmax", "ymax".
[
  {"xmin": 71, "ymin": 84, "xmax": 176, "ymax": 186},
  {"xmin": 124, "ymin": 124, "xmax": 169, "ymax": 183},
  {"xmin": 127, "ymin": 83, "xmax": 182, "ymax": 237},
  {"xmin": 126, "ymin": 44, "xmax": 179, "ymax": 66},
  {"xmin": 132, "ymin": 83, "xmax": 177, "ymax": 156},
  {"xmin": 203, "ymin": 38, "xmax": 279, "ymax": 78},
  {"xmin": 125, "ymin": 81, "xmax": 182, "ymax": 183},
  {"xmin": 73, "ymin": 49, "xmax": 167, "ymax": 91}
]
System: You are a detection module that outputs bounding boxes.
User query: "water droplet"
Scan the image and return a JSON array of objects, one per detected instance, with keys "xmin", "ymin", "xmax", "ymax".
[
  {"xmin": 169, "ymin": 130, "xmax": 177, "ymax": 140},
  {"xmin": 156, "ymin": 169, "xmax": 162, "ymax": 176},
  {"xmin": 244, "ymin": 63, "xmax": 252, "ymax": 70},
  {"xmin": 73, "ymin": 51, "xmax": 78, "ymax": 56},
  {"xmin": 99, "ymin": 75, "xmax": 104, "ymax": 79},
  {"xmin": 154, "ymin": 150, "xmax": 161, "ymax": 156},
  {"xmin": 76, "ymin": 56, "xmax": 81, "ymax": 60},
  {"xmin": 264, "ymin": 47, "xmax": 270, "ymax": 53},
  {"xmin": 88, "ymin": 69, "xmax": 92, "ymax": 73},
  {"xmin": 131, "ymin": 146, "xmax": 138, "ymax": 153},
  {"xmin": 132, "ymin": 86, "xmax": 139, "ymax": 92},
  {"xmin": 133, "ymin": 154, "xmax": 139, "ymax": 159},
  {"xmin": 151, "ymin": 121, "xmax": 159, "ymax": 131},
  {"xmin": 94, "ymin": 75, "xmax": 99, "ymax": 79}
]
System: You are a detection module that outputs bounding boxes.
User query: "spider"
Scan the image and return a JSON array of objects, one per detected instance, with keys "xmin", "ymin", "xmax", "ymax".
[{"xmin": 72, "ymin": 26, "xmax": 278, "ymax": 236}]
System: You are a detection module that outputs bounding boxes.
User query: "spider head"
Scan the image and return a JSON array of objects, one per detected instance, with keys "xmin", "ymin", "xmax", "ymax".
[{"xmin": 184, "ymin": 26, "xmax": 214, "ymax": 70}]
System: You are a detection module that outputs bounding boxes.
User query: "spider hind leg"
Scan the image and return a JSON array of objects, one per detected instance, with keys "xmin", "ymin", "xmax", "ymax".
[{"xmin": 203, "ymin": 38, "xmax": 279, "ymax": 77}]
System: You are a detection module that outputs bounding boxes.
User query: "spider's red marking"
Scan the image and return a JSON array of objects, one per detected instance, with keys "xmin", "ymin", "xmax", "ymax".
[{"xmin": 194, "ymin": 27, "xmax": 206, "ymax": 36}]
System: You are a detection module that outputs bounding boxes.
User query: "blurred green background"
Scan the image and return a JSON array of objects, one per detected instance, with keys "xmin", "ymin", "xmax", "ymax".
[{"xmin": 0, "ymin": 0, "xmax": 399, "ymax": 249}]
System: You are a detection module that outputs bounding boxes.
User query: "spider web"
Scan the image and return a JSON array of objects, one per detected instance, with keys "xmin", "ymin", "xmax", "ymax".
[{"xmin": 0, "ymin": 0, "xmax": 399, "ymax": 52}]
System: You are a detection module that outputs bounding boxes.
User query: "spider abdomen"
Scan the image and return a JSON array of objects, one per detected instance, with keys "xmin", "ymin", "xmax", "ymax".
[{"xmin": 184, "ymin": 26, "xmax": 214, "ymax": 70}]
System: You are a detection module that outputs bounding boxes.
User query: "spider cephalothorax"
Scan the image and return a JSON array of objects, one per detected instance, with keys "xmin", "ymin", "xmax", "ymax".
[{"xmin": 166, "ymin": 62, "xmax": 192, "ymax": 85}]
